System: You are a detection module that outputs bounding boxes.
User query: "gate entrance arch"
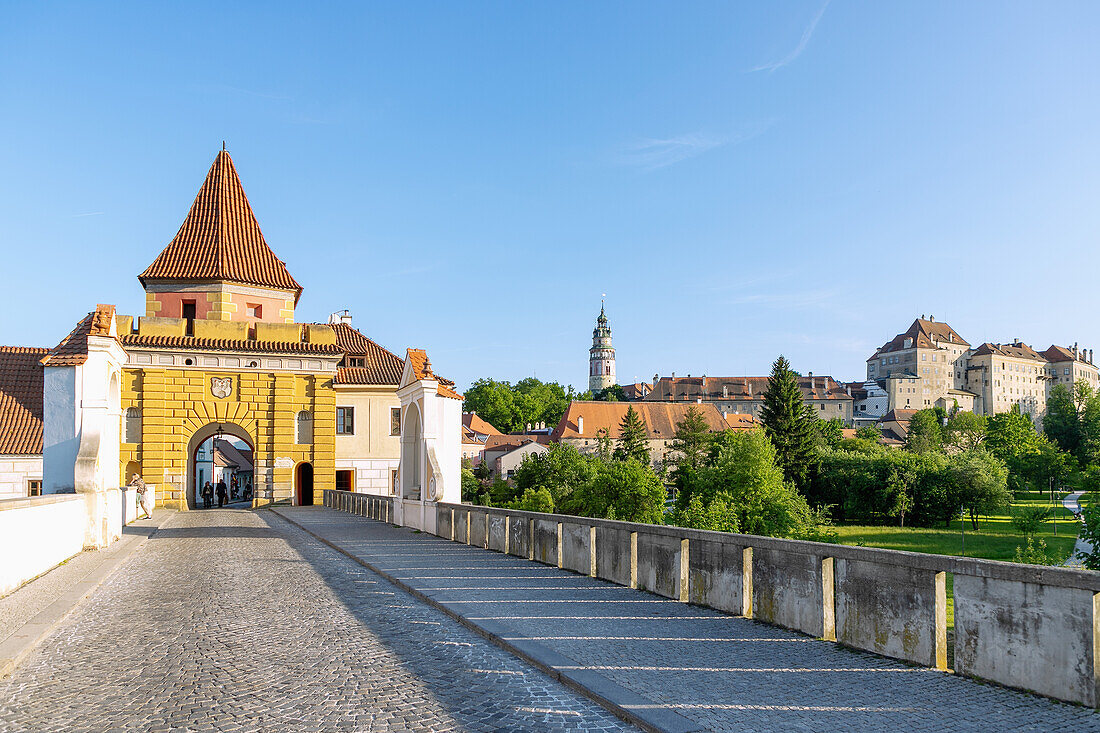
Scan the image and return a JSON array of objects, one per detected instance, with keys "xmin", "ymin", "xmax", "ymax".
[
  {"xmin": 185, "ymin": 422, "xmax": 255, "ymax": 510},
  {"xmin": 296, "ymin": 462, "xmax": 314, "ymax": 506}
]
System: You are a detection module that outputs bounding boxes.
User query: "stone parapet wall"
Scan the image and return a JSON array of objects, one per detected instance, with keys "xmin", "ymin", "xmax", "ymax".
[{"xmin": 325, "ymin": 489, "xmax": 1100, "ymax": 708}]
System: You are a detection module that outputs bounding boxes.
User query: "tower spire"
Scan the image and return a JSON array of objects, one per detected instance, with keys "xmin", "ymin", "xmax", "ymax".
[{"xmin": 589, "ymin": 301, "xmax": 616, "ymax": 395}]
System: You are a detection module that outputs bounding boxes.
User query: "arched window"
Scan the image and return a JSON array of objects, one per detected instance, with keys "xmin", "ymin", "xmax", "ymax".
[
  {"xmin": 296, "ymin": 410, "xmax": 313, "ymax": 444},
  {"xmin": 124, "ymin": 407, "xmax": 142, "ymax": 444}
]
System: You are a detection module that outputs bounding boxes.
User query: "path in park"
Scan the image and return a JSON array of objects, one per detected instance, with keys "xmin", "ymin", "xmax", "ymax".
[
  {"xmin": 277, "ymin": 506, "xmax": 1100, "ymax": 733},
  {"xmin": 1063, "ymin": 490, "xmax": 1093, "ymax": 567},
  {"xmin": 0, "ymin": 508, "xmax": 634, "ymax": 732}
]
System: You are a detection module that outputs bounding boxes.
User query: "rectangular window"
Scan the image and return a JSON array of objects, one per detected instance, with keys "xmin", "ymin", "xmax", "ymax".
[
  {"xmin": 391, "ymin": 407, "xmax": 401, "ymax": 436},
  {"xmin": 335, "ymin": 470, "xmax": 354, "ymax": 492},
  {"xmin": 1065, "ymin": 367, "xmax": 1071, "ymax": 375},
  {"xmin": 346, "ymin": 357, "xmax": 366, "ymax": 368},
  {"xmin": 336, "ymin": 407, "xmax": 355, "ymax": 435},
  {"xmin": 182, "ymin": 300, "xmax": 196, "ymax": 336},
  {"xmin": 27, "ymin": 480, "xmax": 42, "ymax": 497},
  {"xmin": 246, "ymin": 303, "xmax": 262, "ymax": 319}
]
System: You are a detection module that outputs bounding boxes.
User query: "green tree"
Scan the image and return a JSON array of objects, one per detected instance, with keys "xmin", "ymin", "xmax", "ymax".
[
  {"xmin": 461, "ymin": 468, "xmax": 481, "ymax": 504},
  {"xmin": 676, "ymin": 429, "xmax": 817, "ymax": 538},
  {"xmin": 667, "ymin": 406, "xmax": 713, "ymax": 504},
  {"xmin": 948, "ymin": 448, "xmax": 1011, "ymax": 528},
  {"xmin": 613, "ymin": 406, "xmax": 650, "ymax": 463},
  {"xmin": 1014, "ymin": 537, "xmax": 1060, "ymax": 566},
  {"xmin": 1010, "ymin": 505, "xmax": 1051, "ymax": 537},
  {"xmin": 593, "ymin": 384, "xmax": 626, "ymax": 402},
  {"xmin": 462, "ymin": 379, "xmax": 517, "ymax": 432},
  {"xmin": 1078, "ymin": 504, "xmax": 1100, "ymax": 570},
  {"xmin": 1045, "ymin": 383, "xmax": 1082, "ymax": 457},
  {"xmin": 816, "ymin": 417, "xmax": 844, "ymax": 449},
  {"xmin": 944, "ymin": 411, "xmax": 986, "ymax": 452},
  {"xmin": 906, "ymin": 409, "xmax": 943, "ymax": 454},
  {"xmin": 855, "ymin": 425, "xmax": 881, "ymax": 441},
  {"xmin": 758, "ymin": 355, "xmax": 817, "ymax": 490},
  {"xmin": 509, "ymin": 487, "xmax": 555, "ymax": 513},
  {"xmin": 668, "ymin": 493, "xmax": 740, "ymax": 533},
  {"xmin": 562, "ymin": 459, "xmax": 666, "ymax": 523},
  {"xmin": 462, "ymin": 377, "xmax": 575, "ymax": 433},
  {"xmin": 511, "ymin": 442, "xmax": 594, "ymax": 506},
  {"xmin": 987, "ymin": 407, "xmax": 1042, "ymax": 462}
]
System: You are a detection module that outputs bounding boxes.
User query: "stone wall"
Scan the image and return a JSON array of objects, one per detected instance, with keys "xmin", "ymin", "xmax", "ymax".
[{"xmin": 324, "ymin": 491, "xmax": 1100, "ymax": 708}]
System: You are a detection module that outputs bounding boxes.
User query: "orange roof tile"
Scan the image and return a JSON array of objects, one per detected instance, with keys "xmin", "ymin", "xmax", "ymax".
[
  {"xmin": 463, "ymin": 412, "xmax": 504, "ymax": 436},
  {"xmin": 327, "ymin": 323, "xmax": 403, "ymax": 384},
  {"xmin": 552, "ymin": 401, "xmax": 745, "ymax": 441},
  {"xmin": 120, "ymin": 333, "xmax": 340, "ymax": 355},
  {"xmin": 139, "ymin": 150, "xmax": 303, "ymax": 301},
  {"xmin": 41, "ymin": 312, "xmax": 96, "ymax": 366},
  {"xmin": 0, "ymin": 347, "xmax": 47, "ymax": 455},
  {"xmin": 403, "ymin": 348, "xmax": 462, "ymax": 399}
]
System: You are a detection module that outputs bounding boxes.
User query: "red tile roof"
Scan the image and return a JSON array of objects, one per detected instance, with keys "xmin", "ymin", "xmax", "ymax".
[
  {"xmin": 463, "ymin": 412, "xmax": 504, "ymax": 436},
  {"xmin": 873, "ymin": 318, "xmax": 969, "ymax": 357},
  {"xmin": 139, "ymin": 150, "xmax": 303, "ymax": 301},
  {"xmin": 646, "ymin": 375, "xmax": 851, "ymax": 402},
  {"xmin": 41, "ymin": 312, "xmax": 96, "ymax": 366},
  {"xmin": 119, "ymin": 333, "xmax": 341, "ymax": 355},
  {"xmin": 483, "ymin": 434, "xmax": 550, "ymax": 453},
  {"xmin": 0, "ymin": 347, "xmax": 47, "ymax": 455},
  {"xmin": 328, "ymin": 323, "xmax": 404, "ymax": 385},
  {"xmin": 552, "ymin": 401, "xmax": 750, "ymax": 441},
  {"xmin": 971, "ymin": 341, "xmax": 1045, "ymax": 362},
  {"xmin": 403, "ymin": 348, "xmax": 463, "ymax": 399}
]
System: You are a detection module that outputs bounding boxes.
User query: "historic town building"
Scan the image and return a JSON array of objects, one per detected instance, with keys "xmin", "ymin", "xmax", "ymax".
[
  {"xmin": 588, "ymin": 304, "xmax": 616, "ymax": 394},
  {"xmin": 0, "ymin": 149, "xmax": 461, "ymax": 515},
  {"xmin": 644, "ymin": 373, "xmax": 854, "ymax": 425},
  {"xmin": 868, "ymin": 316, "xmax": 1099, "ymax": 425}
]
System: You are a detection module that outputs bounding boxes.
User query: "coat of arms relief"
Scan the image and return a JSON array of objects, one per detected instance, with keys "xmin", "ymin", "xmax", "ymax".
[{"xmin": 210, "ymin": 377, "xmax": 233, "ymax": 399}]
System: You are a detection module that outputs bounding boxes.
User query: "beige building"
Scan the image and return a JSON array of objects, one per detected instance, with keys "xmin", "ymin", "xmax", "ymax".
[
  {"xmin": 551, "ymin": 401, "xmax": 755, "ymax": 468},
  {"xmin": 330, "ymin": 318, "xmax": 413, "ymax": 494},
  {"xmin": 645, "ymin": 374, "xmax": 853, "ymax": 425},
  {"xmin": 867, "ymin": 316, "xmax": 975, "ymax": 412},
  {"xmin": 871, "ymin": 316, "xmax": 1098, "ymax": 426}
]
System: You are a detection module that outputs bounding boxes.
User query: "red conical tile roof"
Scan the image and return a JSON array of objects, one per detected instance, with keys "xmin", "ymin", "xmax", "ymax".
[{"xmin": 139, "ymin": 150, "xmax": 303, "ymax": 302}]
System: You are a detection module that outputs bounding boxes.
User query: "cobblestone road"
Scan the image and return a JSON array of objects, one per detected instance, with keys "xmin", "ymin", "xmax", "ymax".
[
  {"xmin": 281, "ymin": 507, "xmax": 1100, "ymax": 733},
  {"xmin": 0, "ymin": 509, "xmax": 636, "ymax": 732}
]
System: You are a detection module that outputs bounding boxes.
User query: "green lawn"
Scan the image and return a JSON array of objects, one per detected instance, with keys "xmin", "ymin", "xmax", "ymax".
[{"xmin": 834, "ymin": 497, "xmax": 1082, "ymax": 633}]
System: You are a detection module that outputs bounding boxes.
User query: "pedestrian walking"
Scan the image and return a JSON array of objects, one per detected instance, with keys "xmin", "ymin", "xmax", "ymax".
[
  {"xmin": 128, "ymin": 474, "xmax": 153, "ymax": 519},
  {"xmin": 202, "ymin": 481, "xmax": 214, "ymax": 509},
  {"xmin": 216, "ymin": 479, "xmax": 228, "ymax": 508}
]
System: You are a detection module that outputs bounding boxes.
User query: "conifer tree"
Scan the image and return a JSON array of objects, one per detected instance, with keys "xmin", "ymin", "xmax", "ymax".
[
  {"xmin": 758, "ymin": 355, "xmax": 817, "ymax": 490},
  {"xmin": 613, "ymin": 406, "xmax": 650, "ymax": 463}
]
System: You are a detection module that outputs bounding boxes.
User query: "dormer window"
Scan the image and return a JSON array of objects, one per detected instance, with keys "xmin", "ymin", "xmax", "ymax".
[
  {"xmin": 346, "ymin": 357, "xmax": 366, "ymax": 368},
  {"xmin": 182, "ymin": 300, "xmax": 196, "ymax": 336}
]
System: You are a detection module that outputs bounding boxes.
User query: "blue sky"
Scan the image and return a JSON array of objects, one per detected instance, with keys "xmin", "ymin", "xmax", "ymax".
[{"xmin": 2, "ymin": 2, "xmax": 1098, "ymax": 392}]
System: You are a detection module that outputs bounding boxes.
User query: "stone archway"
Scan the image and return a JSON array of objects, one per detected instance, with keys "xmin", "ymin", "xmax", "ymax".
[
  {"xmin": 185, "ymin": 422, "xmax": 254, "ymax": 510},
  {"xmin": 400, "ymin": 402, "xmax": 422, "ymax": 499}
]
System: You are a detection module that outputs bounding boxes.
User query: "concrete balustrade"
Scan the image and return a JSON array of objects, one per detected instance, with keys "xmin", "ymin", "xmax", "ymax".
[{"xmin": 324, "ymin": 490, "xmax": 1100, "ymax": 707}]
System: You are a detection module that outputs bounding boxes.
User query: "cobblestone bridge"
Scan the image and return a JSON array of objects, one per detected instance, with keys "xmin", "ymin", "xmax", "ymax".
[{"xmin": 2, "ymin": 507, "xmax": 1099, "ymax": 732}]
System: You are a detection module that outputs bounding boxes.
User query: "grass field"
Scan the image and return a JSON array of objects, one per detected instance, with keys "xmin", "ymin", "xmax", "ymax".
[{"xmin": 834, "ymin": 496, "xmax": 1082, "ymax": 630}]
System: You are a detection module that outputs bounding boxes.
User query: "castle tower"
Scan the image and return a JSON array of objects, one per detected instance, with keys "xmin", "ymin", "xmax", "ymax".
[{"xmin": 589, "ymin": 302, "xmax": 616, "ymax": 394}]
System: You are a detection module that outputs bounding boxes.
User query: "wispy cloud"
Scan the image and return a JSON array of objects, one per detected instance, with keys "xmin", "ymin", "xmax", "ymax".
[
  {"xmin": 751, "ymin": 0, "xmax": 830, "ymax": 73},
  {"xmin": 70, "ymin": 211, "xmax": 105, "ymax": 218},
  {"xmin": 618, "ymin": 122, "xmax": 772, "ymax": 171},
  {"xmin": 619, "ymin": 134, "xmax": 726, "ymax": 170}
]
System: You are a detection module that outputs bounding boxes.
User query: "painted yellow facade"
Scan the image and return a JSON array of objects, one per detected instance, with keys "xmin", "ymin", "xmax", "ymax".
[{"xmin": 119, "ymin": 367, "xmax": 336, "ymax": 510}]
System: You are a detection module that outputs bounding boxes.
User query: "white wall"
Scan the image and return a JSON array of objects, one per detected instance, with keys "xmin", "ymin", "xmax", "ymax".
[
  {"xmin": 0, "ymin": 495, "xmax": 87, "ymax": 595},
  {"xmin": 0, "ymin": 455, "xmax": 43, "ymax": 499},
  {"xmin": 43, "ymin": 366, "xmax": 79, "ymax": 493}
]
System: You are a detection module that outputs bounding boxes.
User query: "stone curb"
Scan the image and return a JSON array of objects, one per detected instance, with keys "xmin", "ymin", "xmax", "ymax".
[
  {"xmin": 269, "ymin": 507, "xmax": 703, "ymax": 733},
  {"xmin": 0, "ymin": 510, "xmax": 178, "ymax": 678}
]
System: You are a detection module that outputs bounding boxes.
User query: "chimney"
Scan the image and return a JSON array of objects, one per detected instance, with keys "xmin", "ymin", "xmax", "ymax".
[
  {"xmin": 672, "ymin": 372, "xmax": 675, "ymax": 380},
  {"xmin": 653, "ymin": 372, "xmax": 659, "ymax": 387},
  {"xmin": 577, "ymin": 416, "xmax": 584, "ymax": 435},
  {"xmin": 930, "ymin": 315, "xmax": 935, "ymax": 322},
  {"xmin": 328, "ymin": 309, "xmax": 353, "ymax": 325}
]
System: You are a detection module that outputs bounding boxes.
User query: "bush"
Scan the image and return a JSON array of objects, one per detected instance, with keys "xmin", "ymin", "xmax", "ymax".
[
  {"xmin": 1014, "ymin": 537, "xmax": 1059, "ymax": 566},
  {"xmin": 508, "ymin": 487, "xmax": 554, "ymax": 513},
  {"xmin": 1010, "ymin": 505, "xmax": 1051, "ymax": 537},
  {"xmin": 668, "ymin": 494, "xmax": 740, "ymax": 534},
  {"xmin": 561, "ymin": 459, "xmax": 666, "ymax": 524}
]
